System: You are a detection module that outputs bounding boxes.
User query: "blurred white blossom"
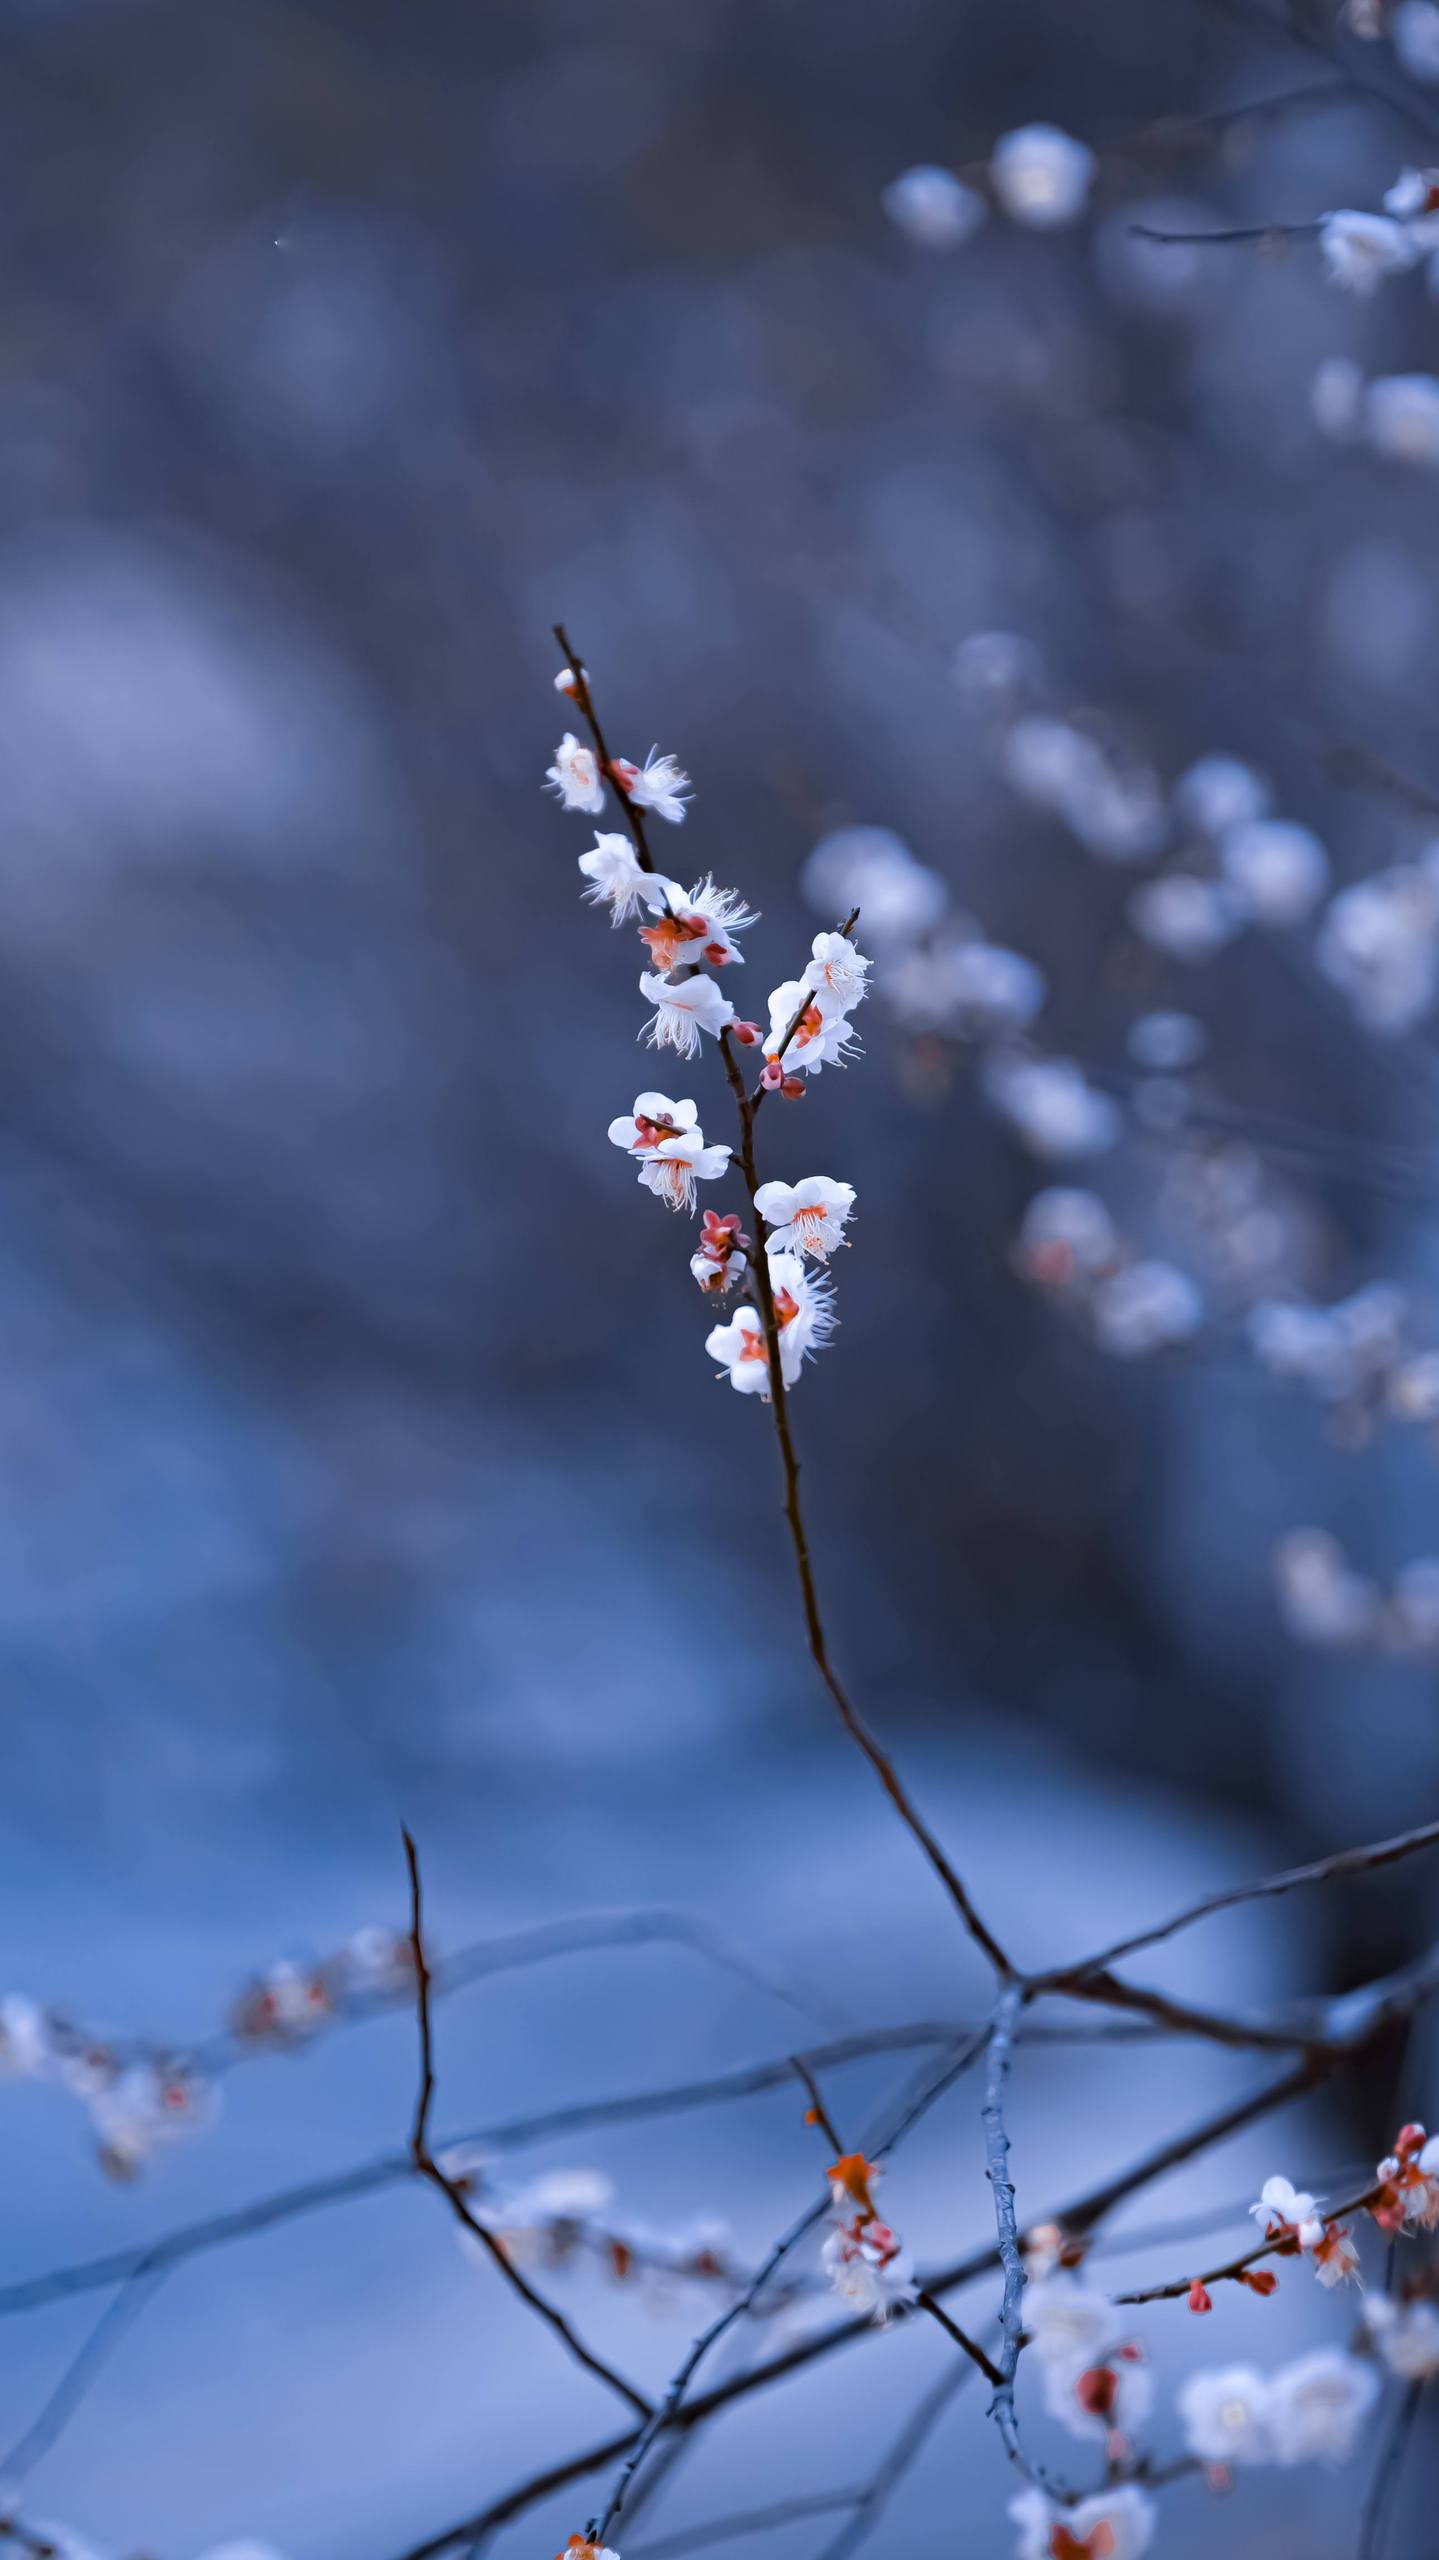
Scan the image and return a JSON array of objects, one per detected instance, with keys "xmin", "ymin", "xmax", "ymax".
[{"xmin": 882, "ymin": 165, "xmax": 986, "ymax": 248}]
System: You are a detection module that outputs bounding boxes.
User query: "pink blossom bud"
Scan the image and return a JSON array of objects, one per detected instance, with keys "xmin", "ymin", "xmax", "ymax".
[
  {"xmin": 1187, "ymin": 2278, "xmax": 1212, "ymax": 2313},
  {"xmin": 780, "ymin": 1074, "xmax": 806, "ymax": 1100},
  {"xmin": 760, "ymin": 1058, "xmax": 784, "ymax": 1090},
  {"xmin": 733, "ymin": 1020, "xmax": 762, "ymax": 1045}
]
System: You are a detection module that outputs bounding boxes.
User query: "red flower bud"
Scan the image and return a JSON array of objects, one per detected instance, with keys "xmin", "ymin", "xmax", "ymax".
[{"xmin": 1187, "ymin": 2279, "xmax": 1212, "ymax": 2314}]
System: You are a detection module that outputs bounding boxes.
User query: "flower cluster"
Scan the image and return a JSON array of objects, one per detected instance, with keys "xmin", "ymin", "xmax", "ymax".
[
  {"xmin": 1014, "ymin": 1188, "xmax": 1202, "ymax": 1359},
  {"xmin": 438, "ymin": 2148, "xmax": 746, "ymax": 2305},
  {"xmin": 1023, "ymin": 2271, "xmax": 1153, "ymax": 2452},
  {"xmin": 1250, "ymin": 2175, "xmax": 1360, "ymax": 2288},
  {"xmin": 549, "ymin": 697, "xmax": 867, "ymax": 1404},
  {"xmin": 1177, "ymin": 2348, "xmax": 1379, "ymax": 2468},
  {"xmin": 883, "ymin": 123, "xmax": 1096, "ymax": 251},
  {"xmin": 1319, "ymin": 168, "xmax": 1439, "ymax": 296},
  {"xmin": 1273, "ymin": 1528, "xmax": 1439, "ymax": 1655},
  {"xmin": 819, "ymin": 2150, "xmax": 918, "ymax": 2326},
  {"xmin": 0, "ymin": 1990, "xmax": 217, "ymax": 2179}
]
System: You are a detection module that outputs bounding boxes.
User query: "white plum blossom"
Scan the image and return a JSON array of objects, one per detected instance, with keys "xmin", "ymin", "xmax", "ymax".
[
  {"xmin": 1365, "ymin": 373, "xmax": 1439, "ymax": 466},
  {"xmin": 801, "ymin": 826, "xmax": 947, "ymax": 944},
  {"xmin": 1015, "ymin": 1187, "xmax": 1118, "ymax": 1288},
  {"xmin": 820, "ymin": 2217, "xmax": 918, "ymax": 2324},
  {"xmin": 1177, "ymin": 2366, "xmax": 1276, "ymax": 2467},
  {"xmin": 1250, "ymin": 2175, "xmax": 1325, "ymax": 2249},
  {"xmin": 640, "ymin": 971, "xmax": 736, "ymax": 1060},
  {"xmin": 1128, "ymin": 872, "xmax": 1243, "ymax": 962},
  {"xmin": 614, "ymin": 749, "xmax": 692, "ymax": 823},
  {"xmin": 888, "ymin": 933, "xmax": 1046, "ymax": 1038},
  {"xmin": 1273, "ymin": 1529, "xmax": 1381, "ymax": 1647},
  {"xmin": 690, "ymin": 1209, "xmax": 748, "ymax": 1294},
  {"xmin": 1022, "ymin": 2274, "xmax": 1121, "ymax": 2368},
  {"xmin": 754, "ymin": 1176, "xmax": 856, "ymax": 1261},
  {"xmin": 1002, "ymin": 716, "xmax": 1165, "ymax": 861},
  {"xmin": 556, "ymin": 2538, "xmax": 620, "ymax": 2560},
  {"xmin": 1364, "ymin": 2295, "xmax": 1439, "ymax": 2378},
  {"xmin": 1092, "ymin": 1260, "xmax": 1202, "ymax": 1358},
  {"xmin": 1395, "ymin": 0, "xmax": 1439, "ymax": 79},
  {"xmin": 1038, "ymin": 2347, "xmax": 1152, "ymax": 2446},
  {"xmin": 1009, "ymin": 2486, "xmax": 1155, "ymax": 2560},
  {"xmin": 607, "ymin": 1094, "xmax": 732, "ymax": 1211},
  {"xmin": 762, "ymin": 981, "xmax": 860, "ymax": 1075},
  {"xmin": 1173, "ymin": 753, "xmax": 1272, "ymax": 836},
  {"xmin": 1319, "ymin": 211, "xmax": 1420, "ymax": 294},
  {"xmin": 952, "ymin": 628, "xmax": 1044, "ymax": 700},
  {"xmin": 803, "ymin": 930, "xmax": 871, "ymax": 1016},
  {"xmin": 990, "ymin": 124, "xmax": 1096, "ymax": 229},
  {"xmin": 579, "ymin": 834, "xmax": 650, "ymax": 924},
  {"xmin": 0, "ymin": 1992, "xmax": 52, "ymax": 2076},
  {"xmin": 984, "ymin": 1055, "xmax": 1121, "ymax": 1161},
  {"xmin": 90, "ymin": 2061, "xmax": 216, "ymax": 2178},
  {"xmin": 1311, "ymin": 356, "xmax": 1367, "ymax": 442},
  {"xmin": 1129, "ymin": 1010, "xmax": 1206, "ymax": 1071},
  {"xmin": 547, "ymin": 733, "xmax": 607, "ymax": 815},
  {"xmin": 706, "ymin": 1253, "xmax": 834, "ymax": 1396},
  {"xmin": 882, "ymin": 164, "xmax": 987, "ymax": 247},
  {"xmin": 1317, "ymin": 866, "xmax": 1439, "ymax": 1033},
  {"xmin": 1219, "ymin": 819, "xmax": 1330, "ymax": 924},
  {"xmin": 1268, "ymin": 2348, "xmax": 1379, "ymax": 2465},
  {"xmin": 1383, "ymin": 166, "xmax": 1439, "ymax": 227},
  {"xmin": 638, "ymin": 874, "xmax": 758, "ymax": 972}
]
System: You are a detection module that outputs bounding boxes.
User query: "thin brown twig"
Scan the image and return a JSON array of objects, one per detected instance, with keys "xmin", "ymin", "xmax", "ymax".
[
  {"xmin": 401, "ymin": 1828, "xmax": 653, "ymax": 2424},
  {"xmin": 1045, "ymin": 1814, "xmax": 1439, "ymax": 1988}
]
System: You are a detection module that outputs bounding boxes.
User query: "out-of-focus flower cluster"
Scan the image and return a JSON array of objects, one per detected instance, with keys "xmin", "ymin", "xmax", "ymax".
[
  {"xmin": 435, "ymin": 2146, "xmax": 760, "ymax": 2316},
  {"xmin": 0, "ymin": 1925, "xmax": 415, "ymax": 2177},
  {"xmin": 1273, "ymin": 1528, "xmax": 1439, "ymax": 1653}
]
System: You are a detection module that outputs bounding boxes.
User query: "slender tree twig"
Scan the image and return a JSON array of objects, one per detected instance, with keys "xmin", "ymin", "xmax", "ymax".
[
  {"xmin": 402, "ymin": 1829, "xmax": 653, "ymax": 2424},
  {"xmin": 0, "ymin": 2269, "xmax": 165, "ymax": 2487},
  {"xmin": 626, "ymin": 2489, "xmax": 866, "ymax": 2559},
  {"xmin": 1047, "ymin": 1815, "xmax": 1439, "ymax": 1985}
]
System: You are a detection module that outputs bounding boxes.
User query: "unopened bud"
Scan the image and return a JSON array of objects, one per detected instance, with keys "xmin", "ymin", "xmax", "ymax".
[
  {"xmin": 760, "ymin": 1059, "xmax": 784, "ymax": 1090},
  {"xmin": 780, "ymin": 1074, "xmax": 805, "ymax": 1100},
  {"xmin": 733, "ymin": 1020, "xmax": 762, "ymax": 1046},
  {"xmin": 1187, "ymin": 2279, "xmax": 1212, "ymax": 2314}
]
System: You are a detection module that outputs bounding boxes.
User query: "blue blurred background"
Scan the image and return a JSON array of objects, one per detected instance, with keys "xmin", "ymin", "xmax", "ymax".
[{"xmin": 2, "ymin": 0, "xmax": 1439, "ymax": 2550}]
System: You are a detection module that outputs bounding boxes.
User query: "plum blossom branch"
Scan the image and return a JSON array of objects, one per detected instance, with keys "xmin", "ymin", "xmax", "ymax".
[
  {"xmin": 551, "ymin": 627, "xmax": 1013, "ymax": 1982},
  {"xmin": 390, "ymin": 2061, "xmax": 1319, "ymax": 2560},
  {"xmin": 402, "ymin": 1829, "xmax": 654, "ymax": 2424}
]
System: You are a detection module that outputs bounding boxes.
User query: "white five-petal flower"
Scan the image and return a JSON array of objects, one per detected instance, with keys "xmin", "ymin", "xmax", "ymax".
[
  {"xmin": 754, "ymin": 1176, "xmax": 856, "ymax": 1260},
  {"xmin": 1250, "ymin": 2175, "xmax": 1326, "ymax": 2249},
  {"xmin": 1177, "ymin": 2366, "xmax": 1276, "ymax": 2467},
  {"xmin": 640, "ymin": 972, "xmax": 736, "ymax": 1060},
  {"xmin": 607, "ymin": 1093, "xmax": 731, "ymax": 1211},
  {"xmin": 706, "ymin": 1253, "xmax": 835, "ymax": 1396},
  {"xmin": 1319, "ymin": 210, "xmax": 1420, "ymax": 294},
  {"xmin": 803, "ymin": 930, "xmax": 872, "ymax": 1016},
  {"xmin": 639, "ymin": 874, "xmax": 758, "ymax": 971},
  {"xmin": 546, "ymin": 733, "xmax": 607, "ymax": 814},
  {"xmin": 762, "ymin": 980, "xmax": 860, "ymax": 1075},
  {"xmin": 614, "ymin": 749, "xmax": 692, "ymax": 823},
  {"xmin": 579, "ymin": 834, "xmax": 650, "ymax": 924}
]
